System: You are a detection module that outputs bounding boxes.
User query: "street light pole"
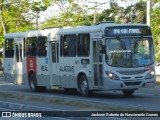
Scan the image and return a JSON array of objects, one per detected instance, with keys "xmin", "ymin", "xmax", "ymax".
[
  {"xmin": 147, "ymin": 0, "xmax": 150, "ymax": 26},
  {"xmin": 88, "ymin": 1, "xmax": 97, "ymax": 24}
]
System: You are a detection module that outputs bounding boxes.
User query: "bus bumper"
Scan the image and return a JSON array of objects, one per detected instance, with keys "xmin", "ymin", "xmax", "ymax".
[{"xmin": 102, "ymin": 77, "xmax": 156, "ymax": 90}]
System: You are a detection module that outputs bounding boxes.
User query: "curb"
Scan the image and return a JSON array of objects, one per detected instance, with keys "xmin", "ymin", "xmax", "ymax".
[{"xmin": 0, "ymin": 100, "xmax": 56, "ymax": 111}]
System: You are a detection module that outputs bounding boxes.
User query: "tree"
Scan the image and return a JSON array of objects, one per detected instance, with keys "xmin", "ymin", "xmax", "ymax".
[
  {"xmin": 98, "ymin": 0, "xmax": 120, "ymax": 23},
  {"xmin": 30, "ymin": 1, "xmax": 48, "ymax": 29},
  {"xmin": 40, "ymin": 0, "xmax": 92, "ymax": 28},
  {"xmin": 117, "ymin": 1, "xmax": 146, "ymax": 24},
  {"xmin": 0, "ymin": 0, "xmax": 34, "ymax": 47},
  {"xmin": 151, "ymin": 6, "xmax": 160, "ymax": 62}
]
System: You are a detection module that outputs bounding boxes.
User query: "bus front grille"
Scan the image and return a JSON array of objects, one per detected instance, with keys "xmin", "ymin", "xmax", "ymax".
[
  {"xmin": 124, "ymin": 82, "xmax": 141, "ymax": 86},
  {"xmin": 117, "ymin": 70, "xmax": 146, "ymax": 75}
]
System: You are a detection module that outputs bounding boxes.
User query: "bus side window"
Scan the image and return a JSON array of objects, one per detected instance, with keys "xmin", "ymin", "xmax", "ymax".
[
  {"xmin": 16, "ymin": 44, "xmax": 22, "ymax": 62},
  {"xmin": 63, "ymin": 34, "xmax": 77, "ymax": 57},
  {"xmin": 5, "ymin": 39, "xmax": 14, "ymax": 58},
  {"xmin": 78, "ymin": 34, "xmax": 90, "ymax": 56},
  {"xmin": 38, "ymin": 36, "xmax": 47, "ymax": 57},
  {"xmin": 26, "ymin": 37, "xmax": 37, "ymax": 57},
  {"xmin": 60, "ymin": 36, "xmax": 63, "ymax": 57}
]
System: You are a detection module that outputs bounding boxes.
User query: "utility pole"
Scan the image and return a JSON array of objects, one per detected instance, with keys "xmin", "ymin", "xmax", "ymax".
[
  {"xmin": 147, "ymin": 0, "xmax": 150, "ymax": 26},
  {"xmin": 88, "ymin": 1, "xmax": 108, "ymax": 24},
  {"xmin": 89, "ymin": 1, "xmax": 97, "ymax": 24},
  {"xmin": 93, "ymin": 1, "xmax": 97, "ymax": 24}
]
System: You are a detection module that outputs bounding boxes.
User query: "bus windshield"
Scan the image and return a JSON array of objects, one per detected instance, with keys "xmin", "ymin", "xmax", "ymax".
[{"xmin": 105, "ymin": 37, "xmax": 154, "ymax": 68}]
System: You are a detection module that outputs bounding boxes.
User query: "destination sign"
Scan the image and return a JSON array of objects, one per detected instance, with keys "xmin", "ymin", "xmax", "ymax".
[{"xmin": 105, "ymin": 26, "xmax": 152, "ymax": 37}]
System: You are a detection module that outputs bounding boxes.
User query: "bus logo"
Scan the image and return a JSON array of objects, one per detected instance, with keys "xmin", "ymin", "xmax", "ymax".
[
  {"xmin": 26, "ymin": 58, "xmax": 37, "ymax": 73},
  {"xmin": 30, "ymin": 60, "xmax": 33, "ymax": 68}
]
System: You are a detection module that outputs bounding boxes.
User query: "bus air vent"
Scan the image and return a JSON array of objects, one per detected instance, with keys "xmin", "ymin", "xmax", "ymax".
[
  {"xmin": 122, "ymin": 77, "xmax": 131, "ymax": 79},
  {"xmin": 135, "ymin": 76, "xmax": 143, "ymax": 79}
]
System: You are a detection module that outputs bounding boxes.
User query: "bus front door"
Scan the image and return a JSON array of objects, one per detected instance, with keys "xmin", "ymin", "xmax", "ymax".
[
  {"xmin": 51, "ymin": 42, "xmax": 60, "ymax": 87},
  {"xmin": 14, "ymin": 42, "xmax": 23, "ymax": 85},
  {"xmin": 92, "ymin": 40, "xmax": 103, "ymax": 88}
]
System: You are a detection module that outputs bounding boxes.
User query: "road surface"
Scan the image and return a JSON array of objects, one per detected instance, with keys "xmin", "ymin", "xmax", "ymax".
[{"xmin": 0, "ymin": 76, "xmax": 160, "ymax": 120}]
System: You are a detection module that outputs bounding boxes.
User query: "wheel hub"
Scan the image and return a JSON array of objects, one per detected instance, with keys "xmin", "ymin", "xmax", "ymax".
[{"xmin": 81, "ymin": 81, "xmax": 87, "ymax": 94}]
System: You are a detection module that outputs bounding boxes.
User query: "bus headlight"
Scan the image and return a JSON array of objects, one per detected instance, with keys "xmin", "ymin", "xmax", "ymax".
[
  {"xmin": 105, "ymin": 71, "xmax": 120, "ymax": 80},
  {"xmin": 145, "ymin": 70, "xmax": 155, "ymax": 79}
]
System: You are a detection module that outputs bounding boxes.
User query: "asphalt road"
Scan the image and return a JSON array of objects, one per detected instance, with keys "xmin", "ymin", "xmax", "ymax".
[
  {"xmin": 0, "ymin": 76, "xmax": 160, "ymax": 120},
  {"xmin": 1, "ymin": 77, "xmax": 160, "ymax": 110}
]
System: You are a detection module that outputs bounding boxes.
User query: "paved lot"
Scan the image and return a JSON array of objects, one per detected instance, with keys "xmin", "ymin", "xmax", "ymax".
[{"xmin": 156, "ymin": 76, "xmax": 160, "ymax": 82}]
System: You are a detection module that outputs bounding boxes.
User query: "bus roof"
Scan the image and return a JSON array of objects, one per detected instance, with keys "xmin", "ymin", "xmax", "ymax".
[
  {"xmin": 56, "ymin": 23, "xmax": 149, "ymax": 35},
  {"xmin": 5, "ymin": 32, "xmax": 26, "ymax": 39},
  {"xmin": 4, "ymin": 23, "xmax": 150, "ymax": 40}
]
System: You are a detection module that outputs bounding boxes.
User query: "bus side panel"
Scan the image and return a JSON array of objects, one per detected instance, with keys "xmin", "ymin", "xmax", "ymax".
[
  {"xmin": 59, "ymin": 57, "xmax": 92, "ymax": 89},
  {"xmin": 59, "ymin": 57, "xmax": 77, "ymax": 88},
  {"xmin": 22, "ymin": 57, "xmax": 28, "ymax": 85},
  {"xmin": 3, "ymin": 38, "xmax": 15, "ymax": 83},
  {"xmin": 4, "ymin": 58, "xmax": 15, "ymax": 83},
  {"xmin": 36, "ymin": 57, "xmax": 50, "ymax": 87}
]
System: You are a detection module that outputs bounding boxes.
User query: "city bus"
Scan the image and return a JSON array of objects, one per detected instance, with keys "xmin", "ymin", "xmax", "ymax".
[{"xmin": 3, "ymin": 22, "xmax": 156, "ymax": 96}]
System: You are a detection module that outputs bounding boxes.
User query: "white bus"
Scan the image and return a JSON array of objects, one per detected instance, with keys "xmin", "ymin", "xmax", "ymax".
[{"xmin": 4, "ymin": 23, "xmax": 156, "ymax": 96}]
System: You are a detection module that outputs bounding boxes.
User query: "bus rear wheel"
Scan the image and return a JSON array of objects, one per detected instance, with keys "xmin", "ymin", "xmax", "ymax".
[
  {"xmin": 79, "ymin": 75, "xmax": 92, "ymax": 97},
  {"xmin": 29, "ymin": 73, "xmax": 46, "ymax": 92},
  {"xmin": 122, "ymin": 90, "xmax": 135, "ymax": 96}
]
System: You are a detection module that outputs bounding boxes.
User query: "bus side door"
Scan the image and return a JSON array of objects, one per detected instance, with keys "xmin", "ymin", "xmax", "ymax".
[
  {"xmin": 4, "ymin": 39, "xmax": 15, "ymax": 83},
  {"xmin": 51, "ymin": 42, "xmax": 60, "ymax": 86},
  {"xmin": 92, "ymin": 39, "xmax": 103, "ymax": 88},
  {"xmin": 14, "ymin": 41, "xmax": 23, "ymax": 85}
]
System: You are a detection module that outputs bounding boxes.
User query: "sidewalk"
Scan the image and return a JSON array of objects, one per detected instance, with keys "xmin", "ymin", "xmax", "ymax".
[
  {"xmin": 156, "ymin": 75, "xmax": 160, "ymax": 83},
  {"xmin": 0, "ymin": 70, "xmax": 3, "ymax": 76}
]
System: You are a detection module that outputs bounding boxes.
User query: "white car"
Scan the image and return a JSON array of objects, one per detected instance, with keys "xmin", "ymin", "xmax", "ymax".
[{"xmin": 155, "ymin": 62, "xmax": 160, "ymax": 75}]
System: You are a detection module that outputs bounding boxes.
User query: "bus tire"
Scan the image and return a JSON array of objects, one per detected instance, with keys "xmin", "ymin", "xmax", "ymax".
[
  {"xmin": 122, "ymin": 90, "xmax": 135, "ymax": 96},
  {"xmin": 29, "ymin": 73, "xmax": 40, "ymax": 92},
  {"xmin": 79, "ymin": 75, "xmax": 92, "ymax": 97}
]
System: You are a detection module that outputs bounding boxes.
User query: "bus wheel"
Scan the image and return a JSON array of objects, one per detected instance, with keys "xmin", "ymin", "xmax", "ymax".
[
  {"xmin": 79, "ymin": 75, "xmax": 92, "ymax": 97},
  {"xmin": 122, "ymin": 90, "xmax": 135, "ymax": 96},
  {"xmin": 29, "ymin": 73, "xmax": 39, "ymax": 92}
]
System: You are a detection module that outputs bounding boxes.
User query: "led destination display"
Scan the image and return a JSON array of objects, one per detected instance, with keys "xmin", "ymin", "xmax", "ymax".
[{"xmin": 105, "ymin": 26, "xmax": 152, "ymax": 37}]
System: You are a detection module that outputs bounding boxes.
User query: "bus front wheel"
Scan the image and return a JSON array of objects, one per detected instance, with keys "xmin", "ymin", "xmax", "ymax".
[
  {"xmin": 122, "ymin": 90, "xmax": 135, "ymax": 96},
  {"xmin": 79, "ymin": 75, "xmax": 92, "ymax": 97}
]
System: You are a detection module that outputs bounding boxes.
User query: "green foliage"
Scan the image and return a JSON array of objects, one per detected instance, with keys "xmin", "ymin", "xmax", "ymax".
[
  {"xmin": 0, "ymin": 0, "xmax": 159, "ymax": 62},
  {"xmin": 151, "ymin": 6, "xmax": 160, "ymax": 62},
  {"xmin": 31, "ymin": 1, "xmax": 47, "ymax": 12},
  {"xmin": 0, "ymin": 0, "xmax": 34, "ymax": 47},
  {"xmin": 40, "ymin": 0, "xmax": 160, "ymax": 63},
  {"xmin": 40, "ymin": 0, "xmax": 93, "ymax": 28}
]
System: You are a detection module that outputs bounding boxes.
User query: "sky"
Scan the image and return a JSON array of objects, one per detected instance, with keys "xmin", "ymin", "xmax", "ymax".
[{"xmin": 38, "ymin": 0, "xmax": 140, "ymax": 23}]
